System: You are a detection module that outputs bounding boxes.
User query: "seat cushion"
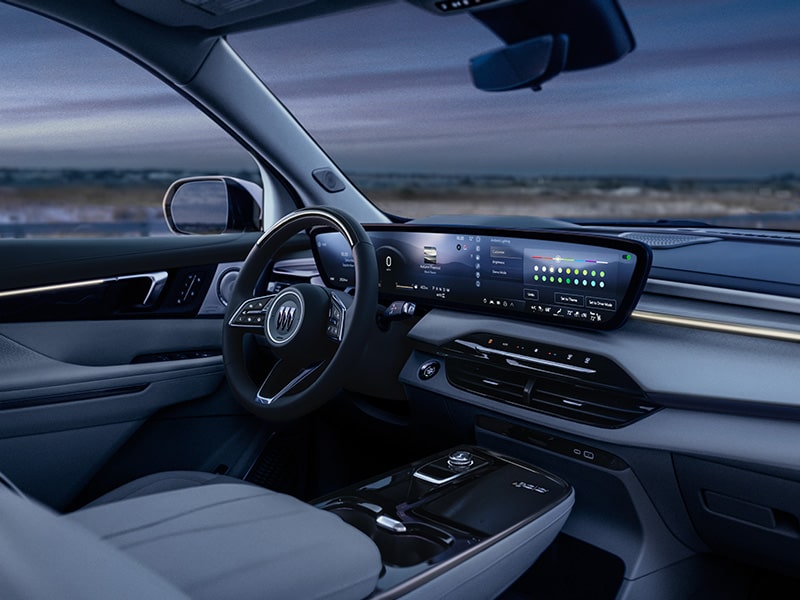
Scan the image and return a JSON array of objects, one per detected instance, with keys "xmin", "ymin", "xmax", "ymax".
[
  {"xmin": 69, "ymin": 481, "xmax": 382, "ymax": 600},
  {"xmin": 83, "ymin": 470, "xmax": 247, "ymax": 508},
  {"xmin": 0, "ymin": 487, "xmax": 188, "ymax": 600}
]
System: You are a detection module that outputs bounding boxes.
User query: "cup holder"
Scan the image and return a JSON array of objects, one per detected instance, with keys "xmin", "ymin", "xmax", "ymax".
[{"xmin": 328, "ymin": 505, "xmax": 450, "ymax": 568}]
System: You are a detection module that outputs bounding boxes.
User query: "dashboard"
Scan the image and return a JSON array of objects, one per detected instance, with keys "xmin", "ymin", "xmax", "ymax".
[{"xmin": 313, "ymin": 225, "xmax": 651, "ymax": 331}]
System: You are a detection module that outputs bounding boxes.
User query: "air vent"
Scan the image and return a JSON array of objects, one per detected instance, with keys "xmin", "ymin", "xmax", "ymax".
[
  {"xmin": 530, "ymin": 379, "xmax": 656, "ymax": 428},
  {"xmin": 446, "ymin": 356, "xmax": 656, "ymax": 428},
  {"xmin": 446, "ymin": 359, "xmax": 529, "ymax": 405}
]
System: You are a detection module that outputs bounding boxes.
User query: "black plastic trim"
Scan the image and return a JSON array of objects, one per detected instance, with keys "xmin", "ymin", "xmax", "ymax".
[{"xmin": 0, "ymin": 385, "xmax": 148, "ymax": 410}]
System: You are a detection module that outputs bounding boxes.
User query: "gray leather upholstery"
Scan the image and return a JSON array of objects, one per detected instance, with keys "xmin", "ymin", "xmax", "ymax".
[
  {"xmin": 2, "ymin": 469, "xmax": 382, "ymax": 599},
  {"xmin": 0, "ymin": 486, "xmax": 188, "ymax": 600},
  {"xmin": 83, "ymin": 470, "xmax": 246, "ymax": 508},
  {"xmin": 70, "ymin": 479, "xmax": 382, "ymax": 600}
]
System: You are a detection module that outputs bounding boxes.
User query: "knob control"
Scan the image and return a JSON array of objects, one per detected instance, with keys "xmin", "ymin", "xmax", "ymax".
[{"xmin": 447, "ymin": 450, "xmax": 474, "ymax": 470}]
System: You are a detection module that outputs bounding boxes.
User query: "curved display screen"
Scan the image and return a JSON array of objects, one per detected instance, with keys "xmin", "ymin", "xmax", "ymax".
[{"xmin": 313, "ymin": 225, "xmax": 651, "ymax": 330}]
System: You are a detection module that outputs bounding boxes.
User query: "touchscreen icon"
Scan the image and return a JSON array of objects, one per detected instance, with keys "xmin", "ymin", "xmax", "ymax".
[{"xmin": 423, "ymin": 246, "xmax": 438, "ymax": 264}]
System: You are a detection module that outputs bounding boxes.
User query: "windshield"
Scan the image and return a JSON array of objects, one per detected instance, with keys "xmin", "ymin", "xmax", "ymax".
[{"xmin": 231, "ymin": 0, "xmax": 800, "ymax": 228}]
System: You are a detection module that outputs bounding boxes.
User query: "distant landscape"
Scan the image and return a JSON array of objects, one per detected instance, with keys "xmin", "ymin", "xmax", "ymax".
[{"xmin": 1, "ymin": 168, "xmax": 799, "ymax": 237}]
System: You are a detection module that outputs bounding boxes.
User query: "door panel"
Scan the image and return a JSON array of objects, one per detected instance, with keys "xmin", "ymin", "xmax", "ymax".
[
  {"xmin": 0, "ymin": 235, "xmax": 261, "ymax": 508},
  {"xmin": 0, "ymin": 320, "xmax": 222, "ymax": 366}
]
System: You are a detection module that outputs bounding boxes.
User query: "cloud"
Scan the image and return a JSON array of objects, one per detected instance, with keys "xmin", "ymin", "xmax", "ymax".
[{"xmin": 0, "ymin": 0, "xmax": 798, "ymax": 177}]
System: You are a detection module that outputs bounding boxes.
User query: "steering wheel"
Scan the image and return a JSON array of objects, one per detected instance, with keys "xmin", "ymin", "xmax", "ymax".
[{"xmin": 222, "ymin": 207, "xmax": 377, "ymax": 422}]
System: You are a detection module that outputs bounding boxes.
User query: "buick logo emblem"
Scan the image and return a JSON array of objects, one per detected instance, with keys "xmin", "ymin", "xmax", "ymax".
[
  {"xmin": 276, "ymin": 305, "xmax": 296, "ymax": 332},
  {"xmin": 266, "ymin": 289, "xmax": 304, "ymax": 346}
]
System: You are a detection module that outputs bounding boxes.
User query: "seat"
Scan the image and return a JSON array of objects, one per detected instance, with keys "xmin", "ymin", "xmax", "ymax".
[
  {"xmin": 0, "ymin": 471, "xmax": 383, "ymax": 600},
  {"xmin": 80, "ymin": 470, "xmax": 248, "ymax": 508},
  {"xmin": 0, "ymin": 483, "xmax": 188, "ymax": 600}
]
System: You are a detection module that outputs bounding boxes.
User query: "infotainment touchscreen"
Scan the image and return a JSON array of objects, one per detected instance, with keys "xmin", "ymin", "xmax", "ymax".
[{"xmin": 313, "ymin": 226, "xmax": 651, "ymax": 330}]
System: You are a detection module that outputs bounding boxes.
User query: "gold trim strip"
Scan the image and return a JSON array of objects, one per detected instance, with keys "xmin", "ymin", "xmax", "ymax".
[
  {"xmin": 0, "ymin": 279, "xmax": 106, "ymax": 299},
  {"xmin": 632, "ymin": 310, "xmax": 800, "ymax": 343}
]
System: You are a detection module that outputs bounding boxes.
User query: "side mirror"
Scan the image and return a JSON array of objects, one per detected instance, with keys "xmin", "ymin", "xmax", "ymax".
[{"xmin": 163, "ymin": 176, "xmax": 263, "ymax": 234}]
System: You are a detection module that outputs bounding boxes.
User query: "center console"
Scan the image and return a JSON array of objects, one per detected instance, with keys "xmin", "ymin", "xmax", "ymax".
[{"xmin": 314, "ymin": 446, "xmax": 574, "ymax": 599}]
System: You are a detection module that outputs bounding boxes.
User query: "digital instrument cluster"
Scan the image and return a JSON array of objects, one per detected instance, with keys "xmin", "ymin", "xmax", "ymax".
[{"xmin": 313, "ymin": 226, "xmax": 651, "ymax": 330}]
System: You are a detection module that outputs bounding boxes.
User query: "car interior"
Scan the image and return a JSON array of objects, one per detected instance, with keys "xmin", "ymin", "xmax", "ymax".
[{"xmin": 1, "ymin": 0, "xmax": 800, "ymax": 598}]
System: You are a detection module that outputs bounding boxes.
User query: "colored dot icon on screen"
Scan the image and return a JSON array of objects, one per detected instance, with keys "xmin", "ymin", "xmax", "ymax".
[
  {"xmin": 582, "ymin": 279, "xmax": 588, "ymax": 286},
  {"xmin": 600, "ymin": 281, "xmax": 605, "ymax": 288},
  {"xmin": 534, "ymin": 275, "xmax": 539, "ymax": 281},
  {"xmin": 582, "ymin": 269, "xmax": 588, "ymax": 276},
  {"xmin": 591, "ymin": 270, "xmax": 596, "ymax": 277},
  {"xmin": 558, "ymin": 277, "xmax": 563, "ymax": 283},
  {"xmin": 591, "ymin": 281, "xmax": 596, "ymax": 287},
  {"xmin": 623, "ymin": 254, "xmax": 632, "ymax": 261},
  {"xmin": 600, "ymin": 271, "xmax": 605, "ymax": 277},
  {"xmin": 549, "ymin": 277, "xmax": 555, "ymax": 282}
]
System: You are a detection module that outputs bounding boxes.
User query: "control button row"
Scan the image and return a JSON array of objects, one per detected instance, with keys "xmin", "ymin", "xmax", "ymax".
[
  {"xmin": 326, "ymin": 296, "xmax": 346, "ymax": 340},
  {"xmin": 229, "ymin": 296, "xmax": 273, "ymax": 328},
  {"xmin": 454, "ymin": 339, "xmax": 596, "ymax": 374}
]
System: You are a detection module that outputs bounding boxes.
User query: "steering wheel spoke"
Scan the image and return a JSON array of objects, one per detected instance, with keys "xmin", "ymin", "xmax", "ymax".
[
  {"xmin": 256, "ymin": 360, "xmax": 326, "ymax": 406},
  {"xmin": 227, "ymin": 295, "xmax": 274, "ymax": 331}
]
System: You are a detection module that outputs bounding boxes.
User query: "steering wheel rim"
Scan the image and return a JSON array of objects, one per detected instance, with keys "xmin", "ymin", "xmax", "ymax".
[{"xmin": 223, "ymin": 207, "xmax": 377, "ymax": 422}]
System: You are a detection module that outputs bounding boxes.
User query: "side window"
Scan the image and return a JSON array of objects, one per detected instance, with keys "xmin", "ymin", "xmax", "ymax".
[{"xmin": 0, "ymin": 4, "xmax": 258, "ymax": 238}]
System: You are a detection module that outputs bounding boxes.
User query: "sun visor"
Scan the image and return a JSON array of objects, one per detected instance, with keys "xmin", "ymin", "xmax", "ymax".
[{"xmin": 115, "ymin": 0, "xmax": 375, "ymax": 32}]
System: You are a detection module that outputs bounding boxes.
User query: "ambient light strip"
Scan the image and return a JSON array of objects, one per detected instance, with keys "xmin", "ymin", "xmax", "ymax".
[
  {"xmin": 631, "ymin": 310, "xmax": 800, "ymax": 343},
  {"xmin": 0, "ymin": 272, "xmax": 167, "ymax": 305},
  {"xmin": 0, "ymin": 279, "xmax": 106, "ymax": 299}
]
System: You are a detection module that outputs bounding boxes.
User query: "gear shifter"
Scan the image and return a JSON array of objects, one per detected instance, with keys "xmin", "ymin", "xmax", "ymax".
[
  {"xmin": 447, "ymin": 450, "xmax": 474, "ymax": 470},
  {"xmin": 413, "ymin": 449, "xmax": 487, "ymax": 485}
]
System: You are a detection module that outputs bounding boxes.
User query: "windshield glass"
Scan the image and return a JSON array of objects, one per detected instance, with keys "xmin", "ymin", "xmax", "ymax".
[{"xmin": 231, "ymin": 0, "xmax": 800, "ymax": 228}]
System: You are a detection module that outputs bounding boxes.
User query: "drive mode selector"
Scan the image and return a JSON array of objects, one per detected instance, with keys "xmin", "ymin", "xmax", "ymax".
[{"xmin": 447, "ymin": 450, "xmax": 474, "ymax": 470}]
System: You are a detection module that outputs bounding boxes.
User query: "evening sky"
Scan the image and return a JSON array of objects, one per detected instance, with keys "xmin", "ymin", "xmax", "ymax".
[{"xmin": 0, "ymin": 0, "xmax": 797, "ymax": 177}]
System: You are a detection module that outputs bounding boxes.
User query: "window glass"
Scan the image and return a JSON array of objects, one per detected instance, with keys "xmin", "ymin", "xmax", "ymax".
[
  {"xmin": 231, "ymin": 0, "xmax": 800, "ymax": 228},
  {"xmin": 0, "ymin": 3, "xmax": 257, "ymax": 238}
]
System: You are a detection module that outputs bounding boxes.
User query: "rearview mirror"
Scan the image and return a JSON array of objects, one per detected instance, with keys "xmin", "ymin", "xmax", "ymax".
[
  {"xmin": 470, "ymin": 34, "xmax": 568, "ymax": 92},
  {"xmin": 417, "ymin": 0, "xmax": 635, "ymax": 92},
  {"xmin": 163, "ymin": 176, "xmax": 263, "ymax": 234}
]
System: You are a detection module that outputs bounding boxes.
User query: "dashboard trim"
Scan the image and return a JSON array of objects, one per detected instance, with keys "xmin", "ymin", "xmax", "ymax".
[
  {"xmin": 645, "ymin": 278, "xmax": 800, "ymax": 315},
  {"xmin": 631, "ymin": 310, "xmax": 800, "ymax": 343}
]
